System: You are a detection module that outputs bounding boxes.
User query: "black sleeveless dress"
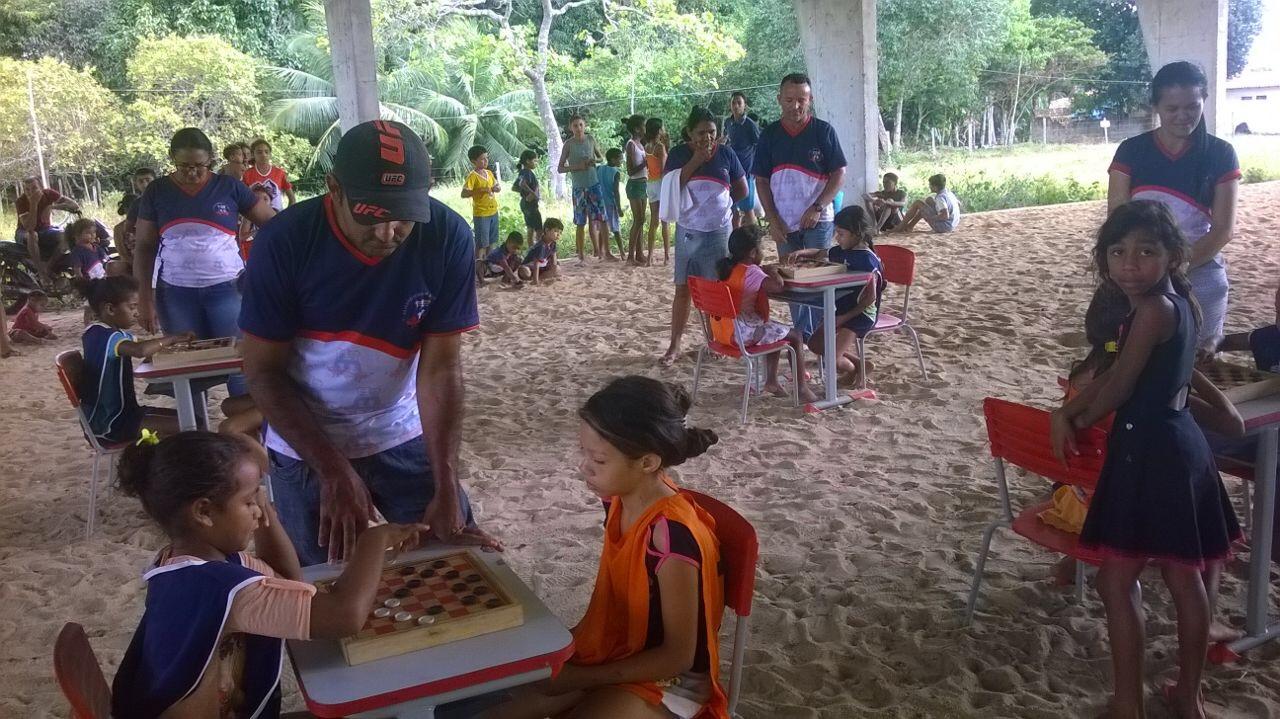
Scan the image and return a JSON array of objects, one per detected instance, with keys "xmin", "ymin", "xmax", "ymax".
[{"xmin": 1079, "ymin": 293, "xmax": 1241, "ymax": 567}]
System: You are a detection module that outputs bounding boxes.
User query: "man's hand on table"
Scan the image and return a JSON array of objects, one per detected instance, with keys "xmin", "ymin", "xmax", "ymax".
[{"xmin": 318, "ymin": 463, "xmax": 376, "ymax": 562}]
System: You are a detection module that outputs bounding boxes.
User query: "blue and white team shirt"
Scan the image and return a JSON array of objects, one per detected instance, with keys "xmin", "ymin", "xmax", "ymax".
[
  {"xmin": 752, "ymin": 117, "xmax": 846, "ymax": 232},
  {"xmin": 663, "ymin": 144, "xmax": 745, "ymax": 233},
  {"xmin": 138, "ymin": 174, "xmax": 259, "ymax": 288},
  {"xmin": 1109, "ymin": 130, "xmax": 1240, "ymax": 249},
  {"xmin": 82, "ymin": 322, "xmax": 141, "ymax": 441},
  {"xmin": 239, "ymin": 195, "xmax": 480, "ymax": 460}
]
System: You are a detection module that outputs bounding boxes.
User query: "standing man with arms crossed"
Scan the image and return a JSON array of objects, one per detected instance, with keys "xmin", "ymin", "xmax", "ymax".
[
  {"xmin": 723, "ymin": 92, "xmax": 761, "ymax": 229},
  {"xmin": 754, "ymin": 73, "xmax": 847, "ymax": 340},
  {"xmin": 239, "ymin": 121, "xmax": 497, "ymax": 565}
]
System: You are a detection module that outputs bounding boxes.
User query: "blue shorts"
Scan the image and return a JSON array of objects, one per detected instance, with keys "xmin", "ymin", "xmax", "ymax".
[
  {"xmin": 473, "ymin": 214, "xmax": 499, "ymax": 250},
  {"xmin": 841, "ymin": 312, "xmax": 876, "ymax": 338},
  {"xmin": 269, "ymin": 437, "xmax": 475, "ymax": 567},
  {"xmin": 1251, "ymin": 324, "xmax": 1280, "ymax": 373},
  {"xmin": 602, "ymin": 202, "xmax": 621, "ymax": 233},
  {"xmin": 732, "ymin": 176, "xmax": 756, "ymax": 213},
  {"xmin": 673, "ymin": 225, "xmax": 729, "ymax": 286},
  {"xmin": 572, "ymin": 184, "xmax": 606, "ymax": 226}
]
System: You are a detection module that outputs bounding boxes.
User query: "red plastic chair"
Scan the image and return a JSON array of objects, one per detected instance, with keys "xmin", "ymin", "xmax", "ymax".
[
  {"xmin": 965, "ymin": 398, "xmax": 1109, "ymax": 624},
  {"xmin": 854, "ymin": 244, "xmax": 927, "ymax": 388},
  {"xmin": 683, "ymin": 489, "xmax": 758, "ymax": 718},
  {"xmin": 687, "ymin": 276, "xmax": 799, "ymax": 423},
  {"xmin": 54, "ymin": 623, "xmax": 111, "ymax": 719},
  {"xmin": 56, "ymin": 350, "xmax": 129, "ymax": 538}
]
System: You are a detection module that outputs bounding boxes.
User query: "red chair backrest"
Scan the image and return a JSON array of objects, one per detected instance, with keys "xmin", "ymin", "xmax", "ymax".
[
  {"xmin": 53, "ymin": 623, "xmax": 111, "ymax": 719},
  {"xmin": 875, "ymin": 244, "xmax": 916, "ymax": 287},
  {"xmin": 683, "ymin": 489, "xmax": 758, "ymax": 616},
  {"xmin": 982, "ymin": 397, "xmax": 1107, "ymax": 489},
  {"xmin": 55, "ymin": 350, "xmax": 85, "ymax": 407},
  {"xmin": 687, "ymin": 275, "xmax": 739, "ymax": 320}
]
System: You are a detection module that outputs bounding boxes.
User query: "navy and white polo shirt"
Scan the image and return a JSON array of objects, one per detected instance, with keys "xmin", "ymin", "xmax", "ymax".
[
  {"xmin": 663, "ymin": 144, "xmax": 744, "ymax": 233},
  {"xmin": 1109, "ymin": 129, "xmax": 1240, "ymax": 244},
  {"xmin": 753, "ymin": 117, "xmax": 846, "ymax": 231},
  {"xmin": 239, "ymin": 195, "xmax": 480, "ymax": 460},
  {"xmin": 137, "ymin": 174, "xmax": 259, "ymax": 288}
]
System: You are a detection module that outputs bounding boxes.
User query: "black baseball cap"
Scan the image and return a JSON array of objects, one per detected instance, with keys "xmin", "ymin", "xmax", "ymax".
[{"xmin": 332, "ymin": 120, "xmax": 433, "ymax": 225}]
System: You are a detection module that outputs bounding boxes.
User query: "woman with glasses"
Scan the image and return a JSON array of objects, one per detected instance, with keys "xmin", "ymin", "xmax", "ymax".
[{"xmin": 132, "ymin": 128, "xmax": 274, "ymax": 396}]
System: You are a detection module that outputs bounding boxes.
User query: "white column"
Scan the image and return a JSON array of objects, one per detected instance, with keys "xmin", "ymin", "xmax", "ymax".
[
  {"xmin": 792, "ymin": 0, "xmax": 878, "ymax": 200},
  {"xmin": 324, "ymin": 0, "xmax": 381, "ymax": 132},
  {"xmin": 1137, "ymin": 0, "xmax": 1229, "ymax": 134}
]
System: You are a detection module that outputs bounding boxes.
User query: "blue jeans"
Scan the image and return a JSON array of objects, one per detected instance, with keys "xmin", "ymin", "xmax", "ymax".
[
  {"xmin": 779, "ymin": 221, "xmax": 833, "ymax": 338},
  {"xmin": 155, "ymin": 278, "xmax": 247, "ymax": 395},
  {"xmin": 268, "ymin": 437, "xmax": 475, "ymax": 567},
  {"xmin": 673, "ymin": 225, "xmax": 730, "ymax": 286},
  {"xmin": 473, "ymin": 214, "xmax": 499, "ymax": 250}
]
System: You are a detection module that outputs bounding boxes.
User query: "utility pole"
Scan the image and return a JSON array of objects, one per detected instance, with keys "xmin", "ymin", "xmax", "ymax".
[{"xmin": 26, "ymin": 68, "xmax": 48, "ymax": 187}]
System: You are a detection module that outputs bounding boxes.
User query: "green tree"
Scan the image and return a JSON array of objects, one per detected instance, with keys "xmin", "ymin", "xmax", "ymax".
[
  {"xmin": 1031, "ymin": 0, "xmax": 1148, "ymax": 114},
  {"xmin": 983, "ymin": 2, "xmax": 1105, "ymax": 144},
  {"xmin": 1228, "ymin": 0, "xmax": 1264, "ymax": 78},
  {"xmin": 717, "ymin": 0, "xmax": 804, "ymax": 119},
  {"xmin": 0, "ymin": 57, "xmax": 122, "ymax": 185}
]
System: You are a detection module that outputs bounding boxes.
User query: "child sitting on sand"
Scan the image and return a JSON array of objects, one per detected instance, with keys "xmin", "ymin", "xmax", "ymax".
[
  {"xmin": 111, "ymin": 430, "xmax": 427, "ymax": 719},
  {"xmin": 790, "ymin": 206, "xmax": 884, "ymax": 383},
  {"xmin": 891, "ymin": 173, "xmax": 959, "ymax": 234},
  {"xmin": 520, "ymin": 218, "xmax": 562, "ymax": 285},
  {"xmin": 477, "ymin": 232, "xmax": 525, "ymax": 286},
  {"xmin": 863, "ymin": 172, "xmax": 907, "ymax": 232},
  {"xmin": 7, "ymin": 290, "xmax": 56, "ymax": 344},
  {"xmin": 716, "ymin": 226, "xmax": 820, "ymax": 403},
  {"xmin": 78, "ymin": 276, "xmax": 193, "ymax": 441},
  {"xmin": 482, "ymin": 376, "xmax": 730, "ymax": 719}
]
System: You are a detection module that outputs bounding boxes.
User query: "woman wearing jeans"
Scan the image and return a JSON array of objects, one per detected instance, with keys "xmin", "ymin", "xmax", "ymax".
[
  {"xmin": 133, "ymin": 128, "xmax": 274, "ymax": 395},
  {"xmin": 660, "ymin": 107, "xmax": 747, "ymax": 366}
]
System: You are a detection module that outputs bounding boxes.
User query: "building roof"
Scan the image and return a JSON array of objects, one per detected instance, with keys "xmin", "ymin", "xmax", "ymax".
[{"xmin": 1227, "ymin": 69, "xmax": 1280, "ymax": 90}]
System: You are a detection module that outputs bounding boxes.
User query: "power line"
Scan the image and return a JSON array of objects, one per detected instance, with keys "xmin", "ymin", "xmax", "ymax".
[{"xmin": 977, "ymin": 68, "xmax": 1148, "ymax": 85}]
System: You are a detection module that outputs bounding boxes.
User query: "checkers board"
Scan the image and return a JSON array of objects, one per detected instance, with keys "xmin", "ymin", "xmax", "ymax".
[
  {"xmin": 317, "ymin": 551, "xmax": 524, "ymax": 666},
  {"xmin": 778, "ymin": 259, "xmax": 844, "ymax": 280},
  {"xmin": 1198, "ymin": 359, "xmax": 1280, "ymax": 404},
  {"xmin": 148, "ymin": 336, "xmax": 239, "ymax": 370}
]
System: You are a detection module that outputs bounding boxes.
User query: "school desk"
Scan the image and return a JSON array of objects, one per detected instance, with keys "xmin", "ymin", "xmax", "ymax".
[
  {"xmin": 769, "ymin": 271, "xmax": 875, "ymax": 411},
  {"xmin": 288, "ymin": 546, "xmax": 574, "ymax": 718},
  {"xmin": 134, "ymin": 356, "xmax": 243, "ymax": 431},
  {"xmin": 1224, "ymin": 390, "xmax": 1280, "ymax": 659}
]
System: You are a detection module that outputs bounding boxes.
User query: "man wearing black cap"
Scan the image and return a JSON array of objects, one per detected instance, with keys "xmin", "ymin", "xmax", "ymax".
[{"xmin": 239, "ymin": 120, "xmax": 497, "ymax": 565}]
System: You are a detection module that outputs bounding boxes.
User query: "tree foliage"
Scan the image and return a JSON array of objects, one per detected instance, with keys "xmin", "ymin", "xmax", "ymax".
[{"xmin": 1228, "ymin": 0, "xmax": 1264, "ymax": 78}]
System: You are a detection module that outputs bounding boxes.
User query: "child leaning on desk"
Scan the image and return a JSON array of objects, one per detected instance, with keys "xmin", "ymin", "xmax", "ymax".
[
  {"xmin": 482, "ymin": 377, "xmax": 731, "ymax": 719},
  {"xmin": 787, "ymin": 205, "xmax": 883, "ymax": 383},
  {"xmin": 110, "ymin": 430, "xmax": 428, "ymax": 719}
]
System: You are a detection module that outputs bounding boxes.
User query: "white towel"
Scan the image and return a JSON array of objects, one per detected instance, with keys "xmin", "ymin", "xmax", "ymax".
[{"xmin": 658, "ymin": 168, "xmax": 691, "ymax": 225}]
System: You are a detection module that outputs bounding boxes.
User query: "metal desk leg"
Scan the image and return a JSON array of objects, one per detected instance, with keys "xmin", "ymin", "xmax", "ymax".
[
  {"xmin": 1228, "ymin": 426, "xmax": 1280, "ymax": 656},
  {"xmin": 173, "ymin": 377, "xmax": 198, "ymax": 432},
  {"xmin": 807, "ymin": 287, "xmax": 855, "ymax": 411}
]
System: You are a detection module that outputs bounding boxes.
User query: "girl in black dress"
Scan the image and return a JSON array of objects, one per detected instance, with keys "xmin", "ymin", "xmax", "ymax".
[{"xmin": 1051, "ymin": 200, "xmax": 1240, "ymax": 719}]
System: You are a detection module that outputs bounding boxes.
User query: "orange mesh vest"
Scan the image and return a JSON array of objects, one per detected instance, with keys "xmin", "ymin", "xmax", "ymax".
[
  {"xmin": 710, "ymin": 264, "xmax": 770, "ymax": 346},
  {"xmin": 570, "ymin": 487, "xmax": 730, "ymax": 719}
]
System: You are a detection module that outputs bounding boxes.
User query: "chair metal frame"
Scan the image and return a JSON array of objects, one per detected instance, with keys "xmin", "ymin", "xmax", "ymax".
[
  {"xmin": 855, "ymin": 244, "xmax": 927, "ymax": 388},
  {"xmin": 55, "ymin": 350, "xmax": 126, "ymax": 539},
  {"xmin": 965, "ymin": 397, "xmax": 1109, "ymax": 624},
  {"xmin": 683, "ymin": 489, "xmax": 758, "ymax": 718},
  {"xmin": 687, "ymin": 275, "xmax": 799, "ymax": 423}
]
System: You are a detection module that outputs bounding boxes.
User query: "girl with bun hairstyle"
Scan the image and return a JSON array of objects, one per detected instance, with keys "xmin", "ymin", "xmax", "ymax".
[
  {"xmin": 484, "ymin": 376, "xmax": 730, "ymax": 719},
  {"xmin": 111, "ymin": 431, "xmax": 427, "ymax": 719}
]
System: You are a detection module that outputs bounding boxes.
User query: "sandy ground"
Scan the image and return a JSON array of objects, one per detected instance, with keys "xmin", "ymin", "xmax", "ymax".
[{"xmin": 2, "ymin": 185, "xmax": 1279, "ymax": 718}]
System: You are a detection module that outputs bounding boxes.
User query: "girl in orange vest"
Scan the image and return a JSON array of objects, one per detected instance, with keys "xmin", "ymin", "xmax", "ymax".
[
  {"xmin": 715, "ymin": 226, "xmax": 820, "ymax": 403},
  {"xmin": 483, "ymin": 376, "xmax": 730, "ymax": 719}
]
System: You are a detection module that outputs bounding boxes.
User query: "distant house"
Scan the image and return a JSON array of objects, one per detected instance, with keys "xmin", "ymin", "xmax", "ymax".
[{"xmin": 1226, "ymin": 69, "xmax": 1280, "ymax": 134}]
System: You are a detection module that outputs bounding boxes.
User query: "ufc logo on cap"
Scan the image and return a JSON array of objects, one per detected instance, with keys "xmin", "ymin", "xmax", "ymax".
[
  {"xmin": 381, "ymin": 172, "xmax": 406, "ymax": 186},
  {"xmin": 374, "ymin": 121, "xmax": 405, "ymax": 165},
  {"xmin": 352, "ymin": 202, "xmax": 391, "ymax": 219}
]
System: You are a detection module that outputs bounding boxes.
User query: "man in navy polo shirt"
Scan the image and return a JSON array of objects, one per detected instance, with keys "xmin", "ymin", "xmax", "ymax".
[
  {"xmin": 754, "ymin": 73, "xmax": 847, "ymax": 339},
  {"xmin": 240, "ymin": 120, "xmax": 497, "ymax": 565}
]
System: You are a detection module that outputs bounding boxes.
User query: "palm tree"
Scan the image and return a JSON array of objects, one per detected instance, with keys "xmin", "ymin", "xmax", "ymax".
[{"xmin": 267, "ymin": 31, "xmax": 540, "ymax": 180}]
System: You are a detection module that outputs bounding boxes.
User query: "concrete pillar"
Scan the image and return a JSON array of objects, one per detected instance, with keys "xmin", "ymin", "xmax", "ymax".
[
  {"xmin": 324, "ymin": 0, "xmax": 381, "ymax": 132},
  {"xmin": 792, "ymin": 0, "xmax": 878, "ymax": 200},
  {"xmin": 1137, "ymin": 0, "xmax": 1228, "ymax": 135}
]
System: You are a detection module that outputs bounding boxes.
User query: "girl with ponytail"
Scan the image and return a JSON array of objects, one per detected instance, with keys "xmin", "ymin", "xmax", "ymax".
[
  {"xmin": 1051, "ymin": 200, "xmax": 1241, "ymax": 718},
  {"xmin": 483, "ymin": 376, "xmax": 732, "ymax": 719},
  {"xmin": 1106, "ymin": 60, "xmax": 1240, "ymax": 352}
]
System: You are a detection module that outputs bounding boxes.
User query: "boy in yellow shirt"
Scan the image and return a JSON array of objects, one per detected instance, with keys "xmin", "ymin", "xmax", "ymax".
[{"xmin": 462, "ymin": 144, "xmax": 501, "ymax": 259}]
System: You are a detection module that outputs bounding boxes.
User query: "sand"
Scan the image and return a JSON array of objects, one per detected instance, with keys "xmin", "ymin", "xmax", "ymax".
[{"xmin": 2, "ymin": 185, "xmax": 1279, "ymax": 718}]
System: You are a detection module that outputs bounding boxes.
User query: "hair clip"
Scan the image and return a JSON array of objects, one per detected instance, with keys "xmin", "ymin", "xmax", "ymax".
[
  {"xmin": 136, "ymin": 428, "xmax": 160, "ymax": 447},
  {"xmin": 1104, "ymin": 341, "xmax": 1118, "ymax": 353}
]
